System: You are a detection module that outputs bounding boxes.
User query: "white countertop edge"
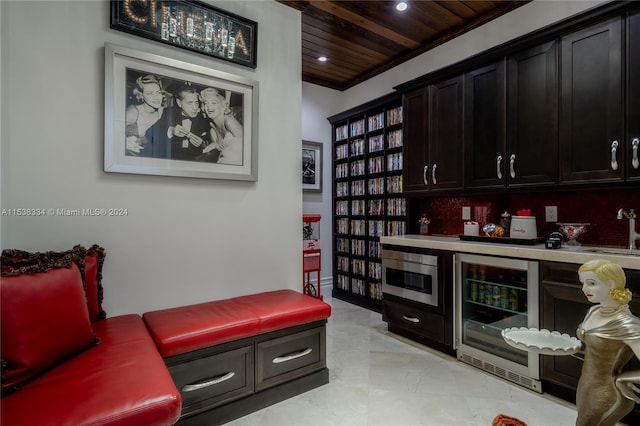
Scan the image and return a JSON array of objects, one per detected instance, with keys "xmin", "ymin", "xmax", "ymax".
[{"xmin": 380, "ymin": 235, "xmax": 640, "ymax": 270}]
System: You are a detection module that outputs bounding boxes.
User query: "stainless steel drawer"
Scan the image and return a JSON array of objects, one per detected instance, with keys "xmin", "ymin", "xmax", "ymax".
[{"xmin": 255, "ymin": 326, "xmax": 326, "ymax": 391}]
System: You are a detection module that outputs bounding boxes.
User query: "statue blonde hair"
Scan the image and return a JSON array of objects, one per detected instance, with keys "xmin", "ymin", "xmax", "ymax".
[{"xmin": 579, "ymin": 259, "xmax": 631, "ymax": 304}]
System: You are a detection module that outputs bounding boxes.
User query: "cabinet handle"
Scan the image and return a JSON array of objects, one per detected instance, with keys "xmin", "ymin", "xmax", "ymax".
[
  {"xmin": 432, "ymin": 163, "xmax": 438, "ymax": 185},
  {"xmin": 611, "ymin": 140, "xmax": 619, "ymax": 171},
  {"xmin": 632, "ymin": 138, "xmax": 639, "ymax": 169},
  {"xmin": 423, "ymin": 165, "xmax": 429, "ymax": 185},
  {"xmin": 273, "ymin": 347, "xmax": 313, "ymax": 364},
  {"xmin": 403, "ymin": 315, "xmax": 420, "ymax": 323},
  {"xmin": 496, "ymin": 155, "xmax": 503, "ymax": 180},
  {"xmin": 509, "ymin": 154, "xmax": 516, "ymax": 179},
  {"xmin": 182, "ymin": 371, "xmax": 235, "ymax": 392}
]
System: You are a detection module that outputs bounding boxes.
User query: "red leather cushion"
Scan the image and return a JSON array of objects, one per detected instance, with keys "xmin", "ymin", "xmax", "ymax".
[
  {"xmin": 143, "ymin": 290, "xmax": 331, "ymax": 358},
  {"xmin": 1, "ymin": 263, "xmax": 97, "ymax": 392},
  {"xmin": 1, "ymin": 315, "xmax": 181, "ymax": 426},
  {"xmin": 143, "ymin": 299, "xmax": 262, "ymax": 357},
  {"xmin": 232, "ymin": 290, "xmax": 332, "ymax": 335}
]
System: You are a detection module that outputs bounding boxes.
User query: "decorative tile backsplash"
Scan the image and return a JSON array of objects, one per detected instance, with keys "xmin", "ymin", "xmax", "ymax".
[{"xmin": 416, "ymin": 188, "xmax": 640, "ymax": 247}]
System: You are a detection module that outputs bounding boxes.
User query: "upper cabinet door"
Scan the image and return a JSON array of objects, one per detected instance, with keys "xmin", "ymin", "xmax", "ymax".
[
  {"xmin": 507, "ymin": 41, "xmax": 558, "ymax": 187},
  {"xmin": 464, "ymin": 60, "xmax": 507, "ymax": 189},
  {"xmin": 628, "ymin": 8, "xmax": 640, "ymax": 182},
  {"xmin": 560, "ymin": 16, "xmax": 624, "ymax": 184},
  {"xmin": 402, "ymin": 87, "xmax": 429, "ymax": 193},
  {"xmin": 429, "ymin": 75, "xmax": 464, "ymax": 191}
]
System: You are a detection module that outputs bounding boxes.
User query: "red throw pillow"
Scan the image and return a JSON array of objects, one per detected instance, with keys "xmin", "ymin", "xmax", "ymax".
[
  {"xmin": 1, "ymin": 244, "xmax": 106, "ymax": 322},
  {"xmin": 84, "ymin": 245, "xmax": 106, "ymax": 322},
  {"xmin": 1, "ymin": 262, "xmax": 98, "ymax": 392}
]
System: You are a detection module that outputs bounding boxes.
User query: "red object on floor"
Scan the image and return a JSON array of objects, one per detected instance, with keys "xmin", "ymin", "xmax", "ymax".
[{"xmin": 303, "ymin": 249, "xmax": 322, "ymax": 299}]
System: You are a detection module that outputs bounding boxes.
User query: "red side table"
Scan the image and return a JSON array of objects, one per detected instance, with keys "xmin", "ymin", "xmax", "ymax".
[{"xmin": 303, "ymin": 214, "xmax": 322, "ymax": 299}]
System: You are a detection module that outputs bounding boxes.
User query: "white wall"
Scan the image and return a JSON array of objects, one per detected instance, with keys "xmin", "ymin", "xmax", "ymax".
[
  {"xmin": 302, "ymin": 0, "xmax": 611, "ymax": 282},
  {"xmin": 302, "ymin": 82, "xmax": 341, "ymax": 294},
  {"xmin": 0, "ymin": 0, "xmax": 303, "ymax": 316}
]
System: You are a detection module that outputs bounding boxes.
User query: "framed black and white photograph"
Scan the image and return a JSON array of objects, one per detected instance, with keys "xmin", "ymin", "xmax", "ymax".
[
  {"xmin": 110, "ymin": 0, "xmax": 257, "ymax": 69},
  {"xmin": 104, "ymin": 43, "xmax": 258, "ymax": 181},
  {"xmin": 302, "ymin": 141, "xmax": 322, "ymax": 193}
]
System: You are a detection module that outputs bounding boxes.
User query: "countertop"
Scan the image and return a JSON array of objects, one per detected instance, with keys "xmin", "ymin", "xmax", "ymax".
[{"xmin": 380, "ymin": 235, "xmax": 640, "ymax": 270}]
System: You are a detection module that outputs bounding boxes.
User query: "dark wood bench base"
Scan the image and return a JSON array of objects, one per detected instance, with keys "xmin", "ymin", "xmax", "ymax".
[{"xmin": 164, "ymin": 321, "xmax": 329, "ymax": 424}]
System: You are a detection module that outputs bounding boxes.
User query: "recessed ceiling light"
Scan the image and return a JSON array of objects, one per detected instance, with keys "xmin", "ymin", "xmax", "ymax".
[
  {"xmin": 395, "ymin": 2, "xmax": 408, "ymax": 12},
  {"xmin": 318, "ymin": 56, "xmax": 328, "ymax": 62}
]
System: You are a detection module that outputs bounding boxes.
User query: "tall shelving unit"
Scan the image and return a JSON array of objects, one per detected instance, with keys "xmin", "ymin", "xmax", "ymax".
[{"xmin": 328, "ymin": 93, "xmax": 406, "ymax": 312}]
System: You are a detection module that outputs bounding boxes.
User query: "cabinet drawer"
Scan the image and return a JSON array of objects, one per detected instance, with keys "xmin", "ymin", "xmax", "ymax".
[
  {"xmin": 383, "ymin": 298, "xmax": 444, "ymax": 343},
  {"xmin": 168, "ymin": 344, "xmax": 253, "ymax": 415},
  {"xmin": 255, "ymin": 326, "xmax": 326, "ymax": 392}
]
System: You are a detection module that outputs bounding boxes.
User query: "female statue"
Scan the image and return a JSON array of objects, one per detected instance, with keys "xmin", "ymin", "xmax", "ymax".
[{"xmin": 576, "ymin": 259, "xmax": 640, "ymax": 426}]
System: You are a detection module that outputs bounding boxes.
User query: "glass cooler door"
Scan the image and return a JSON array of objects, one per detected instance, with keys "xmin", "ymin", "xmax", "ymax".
[{"xmin": 455, "ymin": 253, "xmax": 539, "ymax": 378}]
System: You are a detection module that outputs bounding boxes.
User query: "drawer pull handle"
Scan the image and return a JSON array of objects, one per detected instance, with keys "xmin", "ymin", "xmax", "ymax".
[
  {"xmin": 611, "ymin": 140, "xmax": 619, "ymax": 171},
  {"xmin": 182, "ymin": 371, "xmax": 235, "ymax": 392},
  {"xmin": 403, "ymin": 315, "xmax": 420, "ymax": 323},
  {"xmin": 496, "ymin": 155, "xmax": 503, "ymax": 180},
  {"xmin": 272, "ymin": 347, "xmax": 313, "ymax": 364}
]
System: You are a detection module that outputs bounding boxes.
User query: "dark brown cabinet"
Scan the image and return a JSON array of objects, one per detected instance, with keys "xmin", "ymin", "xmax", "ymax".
[
  {"xmin": 403, "ymin": 87, "xmax": 429, "ymax": 194},
  {"xmin": 465, "ymin": 44, "xmax": 558, "ymax": 190},
  {"xmin": 559, "ymin": 16, "xmax": 624, "ymax": 184},
  {"xmin": 397, "ymin": 2, "xmax": 639, "ymax": 196},
  {"xmin": 464, "ymin": 60, "xmax": 506, "ymax": 189},
  {"xmin": 506, "ymin": 41, "xmax": 558, "ymax": 187},
  {"xmin": 627, "ymin": 7, "xmax": 640, "ymax": 182},
  {"xmin": 429, "ymin": 76, "xmax": 464, "ymax": 191},
  {"xmin": 402, "ymin": 76, "xmax": 464, "ymax": 194}
]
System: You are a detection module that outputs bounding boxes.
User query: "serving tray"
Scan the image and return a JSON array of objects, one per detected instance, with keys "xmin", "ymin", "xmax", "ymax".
[
  {"xmin": 459, "ymin": 235, "xmax": 546, "ymax": 245},
  {"xmin": 501, "ymin": 327, "xmax": 582, "ymax": 356}
]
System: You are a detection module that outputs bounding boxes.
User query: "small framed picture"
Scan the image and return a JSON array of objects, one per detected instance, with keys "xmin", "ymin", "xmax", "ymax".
[{"xmin": 302, "ymin": 141, "xmax": 322, "ymax": 193}]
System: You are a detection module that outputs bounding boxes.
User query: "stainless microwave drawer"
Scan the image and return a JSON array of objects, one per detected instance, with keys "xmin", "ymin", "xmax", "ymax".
[
  {"xmin": 382, "ymin": 298, "xmax": 444, "ymax": 343},
  {"xmin": 168, "ymin": 344, "xmax": 253, "ymax": 415},
  {"xmin": 255, "ymin": 326, "xmax": 326, "ymax": 392}
]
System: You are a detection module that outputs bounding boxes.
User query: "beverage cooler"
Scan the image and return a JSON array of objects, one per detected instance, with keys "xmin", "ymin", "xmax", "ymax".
[{"xmin": 455, "ymin": 253, "xmax": 541, "ymax": 392}]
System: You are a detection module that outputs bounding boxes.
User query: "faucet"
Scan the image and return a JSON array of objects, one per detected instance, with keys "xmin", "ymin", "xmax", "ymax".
[{"xmin": 617, "ymin": 208, "xmax": 640, "ymax": 250}]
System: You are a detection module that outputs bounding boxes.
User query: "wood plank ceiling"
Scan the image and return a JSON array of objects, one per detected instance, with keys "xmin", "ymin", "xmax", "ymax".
[{"xmin": 278, "ymin": 0, "xmax": 530, "ymax": 91}]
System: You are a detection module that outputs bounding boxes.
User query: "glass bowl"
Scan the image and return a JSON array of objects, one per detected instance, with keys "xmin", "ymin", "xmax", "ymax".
[{"xmin": 556, "ymin": 222, "xmax": 590, "ymax": 246}]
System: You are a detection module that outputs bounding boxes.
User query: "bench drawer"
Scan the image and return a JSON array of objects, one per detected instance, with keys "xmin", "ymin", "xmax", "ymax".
[
  {"xmin": 255, "ymin": 326, "xmax": 326, "ymax": 391},
  {"xmin": 168, "ymin": 344, "xmax": 253, "ymax": 415}
]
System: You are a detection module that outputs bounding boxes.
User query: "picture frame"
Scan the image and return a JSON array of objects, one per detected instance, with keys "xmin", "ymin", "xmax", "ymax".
[
  {"xmin": 302, "ymin": 141, "xmax": 322, "ymax": 193},
  {"xmin": 104, "ymin": 43, "xmax": 259, "ymax": 181},
  {"xmin": 110, "ymin": 0, "xmax": 257, "ymax": 69}
]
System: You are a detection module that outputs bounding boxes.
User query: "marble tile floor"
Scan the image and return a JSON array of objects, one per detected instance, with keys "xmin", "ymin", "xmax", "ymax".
[{"xmin": 226, "ymin": 296, "xmax": 595, "ymax": 426}]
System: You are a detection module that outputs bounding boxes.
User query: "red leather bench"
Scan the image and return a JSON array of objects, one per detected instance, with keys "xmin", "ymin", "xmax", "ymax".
[{"xmin": 142, "ymin": 290, "xmax": 332, "ymax": 425}]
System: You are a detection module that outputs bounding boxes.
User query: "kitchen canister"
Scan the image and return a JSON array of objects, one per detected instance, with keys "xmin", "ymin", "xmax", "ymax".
[
  {"xmin": 464, "ymin": 221, "xmax": 480, "ymax": 236},
  {"xmin": 499, "ymin": 211, "xmax": 512, "ymax": 237},
  {"xmin": 510, "ymin": 216, "xmax": 538, "ymax": 239}
]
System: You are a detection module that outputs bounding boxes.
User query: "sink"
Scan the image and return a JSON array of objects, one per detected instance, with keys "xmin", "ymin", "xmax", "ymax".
[{"xmin": 582, "ymin": 247, "xmax": 640, "ymax": 256}]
